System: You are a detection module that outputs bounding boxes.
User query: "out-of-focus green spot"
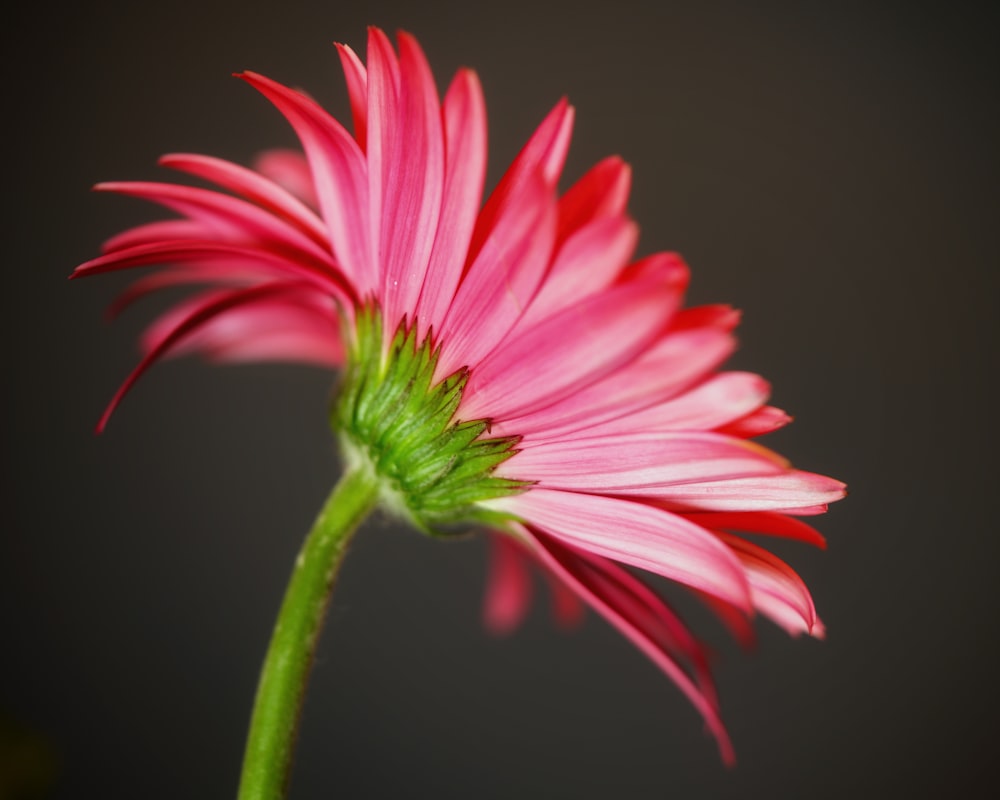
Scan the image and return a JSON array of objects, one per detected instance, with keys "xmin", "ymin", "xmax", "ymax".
[{"xmin": 0, "ymin": 710, "xmax": 58, "ymax": 800}]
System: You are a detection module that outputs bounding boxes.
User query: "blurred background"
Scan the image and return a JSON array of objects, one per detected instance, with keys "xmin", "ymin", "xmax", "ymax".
[{"xmin": 4, "ymin": 0, "xmax": 997, "ymax": 797}]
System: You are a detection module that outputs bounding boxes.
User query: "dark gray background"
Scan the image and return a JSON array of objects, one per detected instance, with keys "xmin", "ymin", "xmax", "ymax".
[{"xmin": 4, "ymin": 0, "xmax": 997, "ymax": 797}]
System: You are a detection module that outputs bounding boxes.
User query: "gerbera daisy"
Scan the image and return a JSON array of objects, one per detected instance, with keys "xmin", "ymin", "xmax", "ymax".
[{"xmin": 75, "ymin": 26, "xmax": 844, "ymax": 794}]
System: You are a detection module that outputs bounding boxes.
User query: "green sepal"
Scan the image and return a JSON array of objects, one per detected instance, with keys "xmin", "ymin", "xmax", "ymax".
[{"xmin": 333, "ymin": 304, "xmax": 531, "ymax": 535}]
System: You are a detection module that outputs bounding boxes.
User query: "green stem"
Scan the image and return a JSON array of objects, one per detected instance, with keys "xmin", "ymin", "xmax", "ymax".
[{"xmin": 237, "ymin": 466, "xmax": 379, "ymax": 800}]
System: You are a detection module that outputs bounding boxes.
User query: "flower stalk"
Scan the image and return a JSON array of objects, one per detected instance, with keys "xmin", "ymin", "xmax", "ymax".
[{"xmin": 237, "ymin": 466, "xmax": 379, "ymax": 800}]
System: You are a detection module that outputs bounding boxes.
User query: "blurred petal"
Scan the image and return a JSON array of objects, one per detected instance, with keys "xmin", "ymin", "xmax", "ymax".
[
  {"xmin": 482, "ymin": 533, "xmax": 533, "ymax": 635},
  {"xmin": 102, "ymin": 219, "xmax": 208, "ymax": 253},
  {"xmin": 140, "ymin": 289, "xmax": 342, "ymax": 366},
  {"xmin": 253, "ymin": 149, "xmax": 319, "ymax": 209},
  {"xmin": 96, "ymin": 282, "xmax": 318, "ymax": 432}
]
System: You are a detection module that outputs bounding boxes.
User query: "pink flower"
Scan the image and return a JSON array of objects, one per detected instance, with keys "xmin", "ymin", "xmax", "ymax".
[{"xmin": 74, "ymin": 27, "xmax": 844, "ymax": 763}]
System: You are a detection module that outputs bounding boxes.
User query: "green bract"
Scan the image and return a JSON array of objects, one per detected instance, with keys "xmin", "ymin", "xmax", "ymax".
[{"xmin": 333, "ymin": 304, "xmax": 530, "ymax": 534}]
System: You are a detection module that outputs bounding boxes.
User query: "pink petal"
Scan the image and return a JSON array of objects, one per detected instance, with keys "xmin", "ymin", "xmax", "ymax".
[
  {"xmin": 362, "ymin": 27, "xmax": 400, "ymax": 295},
  {"xmin": 769, "ymin": 505, "xmax": 834, "ymax": 517},
  {"xmin": 239, "ymin": 71, "xmax": 376, "ymax": 294},
  {"xmin": 158, "ymin": 153, "xmax": 329, "ymax": 247},
  {"xmin": 681, "ymin": 511, "xmax": 827, "ymax": 548},
  {"xmin": 586, "ymin": 372, "xmax": 772, "ymax": 436},
  {"xmin": 520, "ymin": 526, "xmax": 735, "ymax": 764},
  {"xmin": 438, "ymin": 170, "xmax": 556, "ymax": 376},
  {"xmin": 335, "ymin": 42, "xmax": 368, "ymax": 149},
  {"xmin": 461, "ymin": 257, "xmax": 686, "ymax": 421},
  {"xmin": 670, "ymin": 304, "xmax": 742, "ymax": 332},
  {"xmin": 377, "ymin": 31, "xmax": 445, "ymax": 331},
  {"xmin": 516, "ymin": 215, "xmax": 639, "ymax": 330},
  {"xmin": 717, "ymin": 533, "xmax": 822, "ymax": 637},
  {"xmin": 94, "ymin": 181, "xmax": 336, "ymax": 271},
  {"xmin": 482, "ymin": 533, "xmax": 533, "ymax": 635},
  {"xmin": 556, "ymin": 156, "xmax": 632, "ymax": 246},
  {"xmin": 543, "ymin": 564, "xmax": 586, "ymax": 628},
  {"xmin": 504, "ymin": 432, "xmax": 788, "ymax": 492},
  {"xmin": 490, "ymin": 489, "xmax": 752, "ymax": 612},
  {"xmin": 465, "ymin": 98, "xmax": 573, "ymax": 268},
  {"xmin": 718, "ymin": 405, "xmax": 792, "ymax": 438},
  {"xmin": 252, "ymin": 149, "xmax": 319, "ymax": 209},
  {"xmin": 196, "ymin": 325, "xmax": 340, "ymax": 365},
  {"xmin": 73, "ymin": 240, "xmax": 352, "ymax": 301},
  {"xmin": 653, "ymin": 471, "xmax": 848, "ymax": 513},
  {"xmin": 493, "ymin": 326, "xmax": 736, "ymax": 440},
  {"xmin": 415, "ymin": 68, "xmax": 488, "ymax": 336}
]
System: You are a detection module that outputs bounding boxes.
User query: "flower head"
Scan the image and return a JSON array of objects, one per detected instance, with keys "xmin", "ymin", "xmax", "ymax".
[{"xmin": 75, "ymin": 27, "xmax": 845, "ymax": 763}]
